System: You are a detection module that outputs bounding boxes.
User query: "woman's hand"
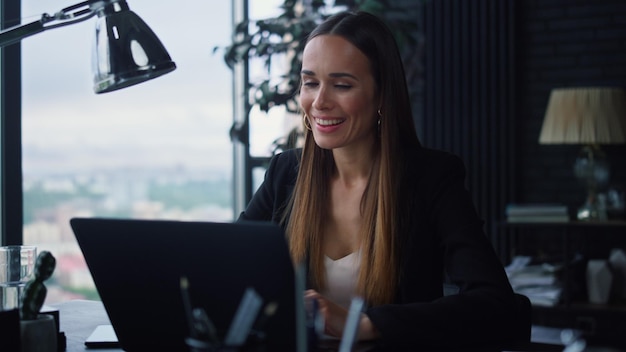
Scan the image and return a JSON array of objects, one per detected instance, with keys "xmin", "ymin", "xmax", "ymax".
[{"xmin": 304, "ymin": 289, "xmax": 380, "ymax": 341}]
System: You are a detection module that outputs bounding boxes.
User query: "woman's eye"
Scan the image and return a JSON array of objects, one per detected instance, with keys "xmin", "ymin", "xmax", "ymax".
[
  {"xmin": 335, "ymin": 84, "xmax": 352, "ymax": 90},
  {"xmin": 303, "ymin": 82, "xmax": 318, "ymax": 88}
]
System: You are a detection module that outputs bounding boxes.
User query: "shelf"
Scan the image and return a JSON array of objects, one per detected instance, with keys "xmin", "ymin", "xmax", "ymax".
[
  {"xmin": 502, "ymin": 220, "xmax": 626, "ymax": 228},
  {"xmin": 534, "ymin": 302, "xmax": 626, "ymax": 313},
  {"xmin": 499, "ymin": 220, "xmax": 626, "ymax": 349}
]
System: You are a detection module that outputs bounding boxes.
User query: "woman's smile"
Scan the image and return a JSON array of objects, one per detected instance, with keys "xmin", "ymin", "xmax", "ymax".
[{"xmin": 315, "ymin": 117, "xmax": 345, "ymax": 126}]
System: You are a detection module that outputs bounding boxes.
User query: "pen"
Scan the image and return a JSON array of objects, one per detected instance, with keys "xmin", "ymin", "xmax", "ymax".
[
  {"xmin": 180, "ymin": 276, "xmax": 196, "ymax": 338},
  {"xmin": 339, "ymin": 297, "xmax": 365, "ymax": 352},
  {"xmin": 306, "ymin": 298, "xmax": 319, "ymax": 351}
]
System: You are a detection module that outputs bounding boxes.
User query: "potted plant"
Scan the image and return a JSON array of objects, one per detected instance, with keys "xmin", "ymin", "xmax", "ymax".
[
  {"xmin": 19, "ymin": 251, "xmax": 57, "ymax": 352},
  {"xmin": 219, "ymin": 0, "xmax": 422, "ymax": 152}
]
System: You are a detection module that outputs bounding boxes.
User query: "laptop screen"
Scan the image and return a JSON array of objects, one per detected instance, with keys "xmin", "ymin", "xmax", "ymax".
[{"xmin": 70, "ymin": 218, "xmax": 298, "ymax": 351}]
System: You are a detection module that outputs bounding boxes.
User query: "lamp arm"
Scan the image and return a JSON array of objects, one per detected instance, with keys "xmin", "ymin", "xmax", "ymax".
[{"xmin": 0, "ymin": 1, "xmax": 96, "ymax": 48}]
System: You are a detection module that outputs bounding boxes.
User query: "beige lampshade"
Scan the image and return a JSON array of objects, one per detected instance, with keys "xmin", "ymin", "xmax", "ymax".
[{"xmin": 539, "ymin": 87, "xmax": 626, "ymax": 144}]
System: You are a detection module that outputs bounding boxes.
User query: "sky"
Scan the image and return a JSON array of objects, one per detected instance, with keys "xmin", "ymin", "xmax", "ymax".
[{"xmin": 20, "ymin": 0, "xmax": 290, "ymax": 178}]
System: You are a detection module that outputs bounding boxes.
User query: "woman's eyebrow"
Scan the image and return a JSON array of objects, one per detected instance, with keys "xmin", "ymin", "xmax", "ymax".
[{"xmin": 300, "ymin": 69, "xmax": 358, "ymax": 80}]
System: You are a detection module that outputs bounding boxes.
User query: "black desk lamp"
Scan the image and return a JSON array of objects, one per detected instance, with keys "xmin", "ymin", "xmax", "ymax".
[{"xmin": 0, "ymin": 0, "xmax": 176, "ymax": 93}]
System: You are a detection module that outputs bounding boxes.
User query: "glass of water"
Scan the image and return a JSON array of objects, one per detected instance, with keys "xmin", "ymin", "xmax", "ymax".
[{"xmin": 0, "ymin": 246, "xmax": 37, "ymax": 311}]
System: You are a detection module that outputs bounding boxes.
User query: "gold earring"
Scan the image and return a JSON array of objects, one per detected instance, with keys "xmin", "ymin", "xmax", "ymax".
[{"xmin": 303, "ymin": 114, "xmax": 312, "ymax": 131}]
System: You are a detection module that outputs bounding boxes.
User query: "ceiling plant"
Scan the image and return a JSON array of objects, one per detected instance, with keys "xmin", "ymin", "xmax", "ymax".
[{"xmin": 218, "ymin": 0, "xmax": 423, "ymax": 152}]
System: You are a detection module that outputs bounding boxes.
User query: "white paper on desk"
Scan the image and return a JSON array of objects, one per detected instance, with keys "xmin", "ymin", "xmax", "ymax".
[{"xmin": 85, "ymin": 324, "xmax": 119, "ymax": 346}]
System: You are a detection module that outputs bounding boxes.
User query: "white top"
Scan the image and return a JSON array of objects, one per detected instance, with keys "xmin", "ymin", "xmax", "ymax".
[{"xmin": 322, "ymin": 251, "xmax": 361, "ymax": 309}]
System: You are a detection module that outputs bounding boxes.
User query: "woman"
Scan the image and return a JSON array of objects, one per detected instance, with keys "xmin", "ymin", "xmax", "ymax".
[{"xmin": 238, "ymin": 11, "xmax": 523, "ymax": 349}]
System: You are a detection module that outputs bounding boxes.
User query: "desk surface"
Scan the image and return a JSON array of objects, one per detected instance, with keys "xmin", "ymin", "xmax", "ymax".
[
  {"xmin": 50, "ymin": 300, "xmax": 564, "ymax": 352},
  {"xmin": 50, "ymin": 300, "xmax": 119, "ymax": 352}
]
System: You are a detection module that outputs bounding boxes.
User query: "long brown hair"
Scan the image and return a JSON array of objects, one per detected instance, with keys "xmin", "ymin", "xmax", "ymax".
[{"xmin": 284, "ymin": 11, "xmax": 421, "ymax": 306}]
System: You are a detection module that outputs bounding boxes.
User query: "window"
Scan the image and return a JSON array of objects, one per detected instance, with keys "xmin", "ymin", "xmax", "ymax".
[
  {"xmin": 21, "ymin": 0, "xmax": 234, "ymax": 303},
  {"xmin": 247, "ymin": 0, "xmax": 302, "ymax": 191}
]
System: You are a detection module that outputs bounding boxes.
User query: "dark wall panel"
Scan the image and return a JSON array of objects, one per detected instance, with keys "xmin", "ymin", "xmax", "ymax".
[{"xmin": 419, "ymin": 0, "xmax": 516, "ymax": 243}]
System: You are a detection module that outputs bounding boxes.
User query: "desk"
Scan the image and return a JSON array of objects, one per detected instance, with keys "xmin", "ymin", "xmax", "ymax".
[
  {"xmin": 50, "ymin": 300, "xmax": 563, "ymax": 352},
  {"xmin": 50, "ymin": 300, "xmax": 119, "ymax": 352},
  {"xmin": 49, "ymin": 300, "xmax": 379, "ymax": 352}
]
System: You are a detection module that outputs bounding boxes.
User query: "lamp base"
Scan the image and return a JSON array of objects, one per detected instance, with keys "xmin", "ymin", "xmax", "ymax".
[
  {"xmin": 577, "ymin": 194, "xmax": 608, "ymax": 221},
  {"xmin": 574, "ymin": 145, "xmax": 610, "ymax": 221}
]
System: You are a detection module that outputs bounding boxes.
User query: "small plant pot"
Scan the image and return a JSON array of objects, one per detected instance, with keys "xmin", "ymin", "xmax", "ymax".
[{"xmin": 20, "ymin": 314, "xmax": 57, "ymax": 352}]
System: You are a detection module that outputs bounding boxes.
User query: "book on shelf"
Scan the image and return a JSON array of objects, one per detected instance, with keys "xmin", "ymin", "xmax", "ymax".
[
  {"xmin": 505, "ymin": 203, "xmax": 569, "ymax": 222},
  {"xmin": 505, "ymin": 203, "xmax": 568, "ymax": 216}
]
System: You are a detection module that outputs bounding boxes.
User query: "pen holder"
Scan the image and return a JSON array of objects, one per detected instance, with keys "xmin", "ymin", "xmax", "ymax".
[
  {"xmin": 20, "ymin": 314, "xmax": 57, "ymax": 352},
  {"xmin": 185, "ymin": 336, "xmax": 215, "ymax": 352},
  {"xmin": 185, "ymin": 337, "xmax": 265, "ymax": 352},
  {"xmin": 185, "ymin": 337, "xmax": 249, "ymax": 352}
]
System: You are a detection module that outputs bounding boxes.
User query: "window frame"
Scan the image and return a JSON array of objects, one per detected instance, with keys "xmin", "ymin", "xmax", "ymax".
[{"xmin": 1, "ymin": 0, "xmax": 23, "ymax": 246}]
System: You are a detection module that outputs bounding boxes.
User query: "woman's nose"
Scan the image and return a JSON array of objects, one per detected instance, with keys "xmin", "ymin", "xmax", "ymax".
[{"xmin": 313, "ymin": 86, "xmax": 331, "ymax": 110}]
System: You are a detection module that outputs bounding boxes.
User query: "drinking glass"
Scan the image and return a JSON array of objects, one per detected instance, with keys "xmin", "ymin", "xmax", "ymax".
[{"xmin": 0, "ymin": 246, "xmax": 37, "ymax": 311}]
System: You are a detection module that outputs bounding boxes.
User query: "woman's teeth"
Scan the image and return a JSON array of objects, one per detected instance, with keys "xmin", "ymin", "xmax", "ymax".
[{"xmin": 316, "ymin": 118, "xmax": 343, "ymax": 126}]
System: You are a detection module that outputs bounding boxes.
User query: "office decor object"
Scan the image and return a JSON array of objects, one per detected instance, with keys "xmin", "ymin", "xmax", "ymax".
[
  {"xmin": 0, "ymin": 0, "xmax": 175, "ymax": 93},
  {"xmin": 19, "ymin": 251, "xmax": 57, "ymax": 352},
  {"xmin": 609, "ymin": 248, "xmax": 626, "ymax": 300},
  {"xmin": 539, "ymin": 87, "xmax": 626, "ymax": 221},
  {"xmin": 0, "ymin": 246, "xmax": 37, "ymax": 311},
  {"xmin": 605, "ymin": 186, "xmax": 626, "ymax": 220},
  {"xmin": 20, "ymin": 251, "xmax": 56, "ymax": 320},
  {"xmin": 20, "ymin": 314, "xmax": 57, "ymax": 352},
  {"xmin": 586, "ymin": 259, "xmax": 613, "ymax": 304}
]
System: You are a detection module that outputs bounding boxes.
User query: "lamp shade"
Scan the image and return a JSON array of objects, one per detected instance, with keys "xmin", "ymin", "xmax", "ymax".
[
  {"xmin": 92, "ymin": 0, "xmax": 176, "ymax": 93},
  {"xmin": 539, "ymin": 87, "xmax": 626, "ymax": 145}
]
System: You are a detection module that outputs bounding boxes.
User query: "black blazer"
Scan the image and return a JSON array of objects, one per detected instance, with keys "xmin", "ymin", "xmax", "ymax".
[{"xmin": 238, "ymin": 148, "xmax": 521, "ymax": 349}]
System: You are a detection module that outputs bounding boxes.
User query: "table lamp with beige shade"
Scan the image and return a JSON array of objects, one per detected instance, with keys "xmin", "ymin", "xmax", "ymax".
[{"xmin": 539, "ymin": 87, "xmax": 626, "ymax": 221}]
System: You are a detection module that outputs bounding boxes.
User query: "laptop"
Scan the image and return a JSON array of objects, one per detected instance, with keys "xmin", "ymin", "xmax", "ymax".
[{"xmin": 70, "ymin": 217, "xmax": 299, "ymax": 351}]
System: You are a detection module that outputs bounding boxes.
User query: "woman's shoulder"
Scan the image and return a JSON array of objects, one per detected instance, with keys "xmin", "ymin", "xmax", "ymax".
[
  {"xmin": 269, "ymin": 148, "xmax": 301, "ymax": 168},
  {"xmin": 265, "ymin": 148, "xmax": 301, "ymax": 180}
]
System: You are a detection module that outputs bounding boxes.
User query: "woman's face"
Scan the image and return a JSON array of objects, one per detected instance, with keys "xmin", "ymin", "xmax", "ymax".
[{"xmin": 300, "ymin": 35, "xmax": 379, "ymax": 152}]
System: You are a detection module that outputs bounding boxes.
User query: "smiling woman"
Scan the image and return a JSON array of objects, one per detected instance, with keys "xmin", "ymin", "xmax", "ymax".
[
  {"xmin": 20, "ymin": 0, "xmax": 234, "ymax": 304},
  {"xmin": 238, "ymin": 11, "xmax": 528, "ymax": 349},
  {"xmin": 300, "ymin": 35, "xmax": 379, "ymax": 152}
]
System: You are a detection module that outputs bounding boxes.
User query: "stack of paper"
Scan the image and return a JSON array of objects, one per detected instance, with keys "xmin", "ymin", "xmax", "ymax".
[{"xmin": 505, "ymin": 256, "xmax": 562, "ymax": 306}]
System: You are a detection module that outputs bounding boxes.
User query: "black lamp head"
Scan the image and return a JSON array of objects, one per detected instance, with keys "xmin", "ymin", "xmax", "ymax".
[{"xmin": 90, "ymin": 0, "xmax": 176, "ymax": 93}]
